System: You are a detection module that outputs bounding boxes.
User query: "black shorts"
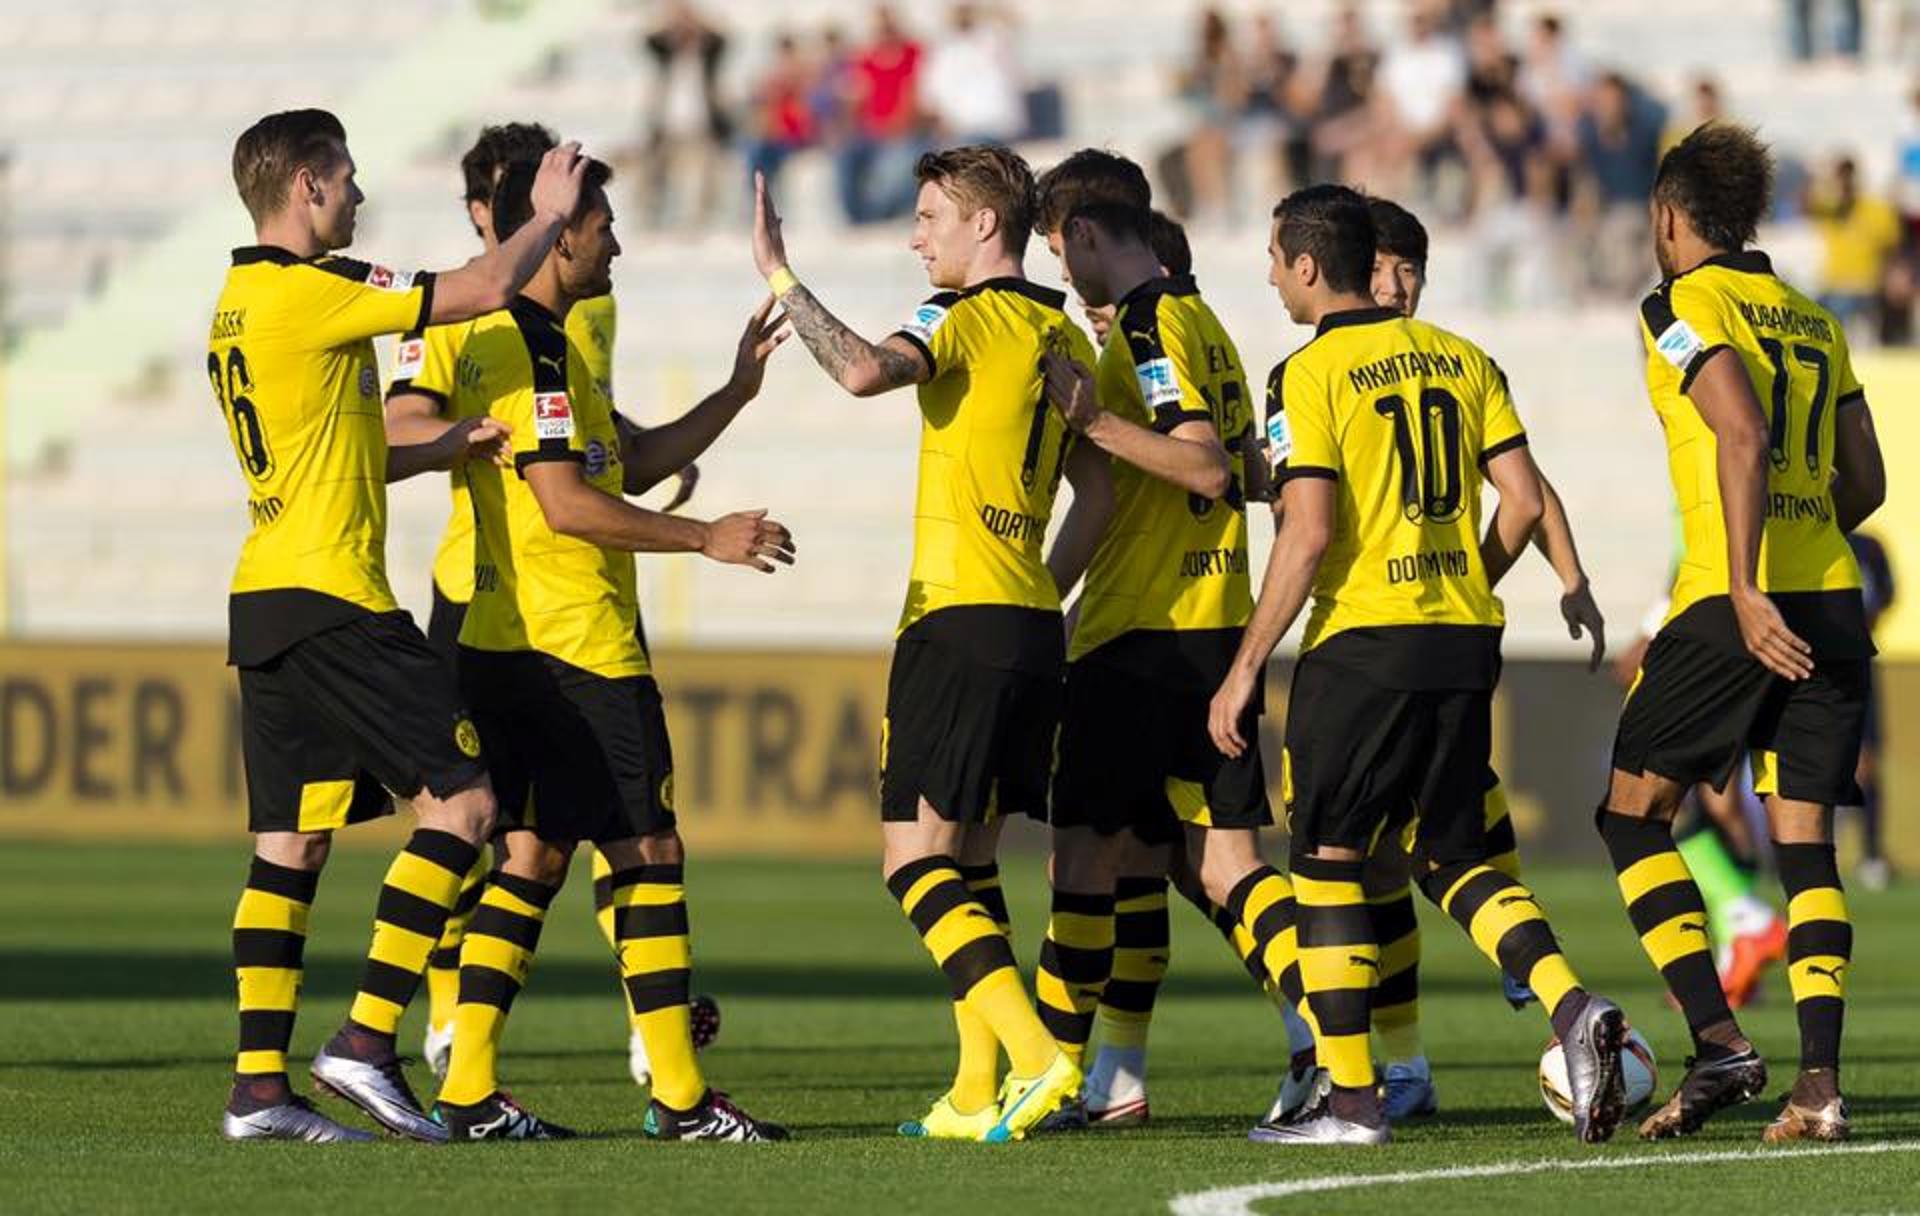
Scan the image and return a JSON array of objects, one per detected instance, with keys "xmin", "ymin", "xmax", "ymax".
[
  {"xmin": 462, "ymin": 648, "xmax": 676, "ymax": 844},
  {"xmin": 426, "ymin": 583, "xmax": 468, "ymax": 676},
  {"xmin": 880, "ymin": 638, "xmax": 1062, "ymax": 824},
  {"xmin": 1612, "ymin": 632, "xmax": 1870, "ymax": 806},
  {"xmin": 1051, "ymin": 657, "xmax": 1270, "ymax": 844},
  {"xmin": 237, "ymin": 611, "xmax": 486, "ymax": 835},
  {"xmin": 1282, "ymin": 652, "xmax": 1492, "ymax": 865}
]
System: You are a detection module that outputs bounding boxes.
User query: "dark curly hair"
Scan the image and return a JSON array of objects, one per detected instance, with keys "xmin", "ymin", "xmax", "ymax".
[{"xmin": 1654, "ymin": 123, "xmax": 1773, "ymax": 252}]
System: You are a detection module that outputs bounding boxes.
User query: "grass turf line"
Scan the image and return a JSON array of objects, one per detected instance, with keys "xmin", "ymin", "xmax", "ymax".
[{"xmin": 0, "ymin": 842, "xmax": 1916, "ymax": 1214}]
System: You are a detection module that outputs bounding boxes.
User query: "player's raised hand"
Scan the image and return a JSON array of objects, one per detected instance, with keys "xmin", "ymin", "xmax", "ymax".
[
  {"xmin": 1560, "ymin": 578, "xmax": 1607, "ymax": 673},
  {"xmin": 728, "ymin": 294, "xmax": 791, "ymax": 401},
  {"xmin": 752, "ymin": 172, "xmax": 790, "ymax": 279},
  {"xmin": 1732, "ymin": 586, "xmax": 1814, "ymax": 680},
  {"xmin": 1208, "ymin": 667, "xmax": 1257, "ymax": 759},
  {"xmin": 1040, "ymin": 351, "xmax": 1100, "ymax": 433},
  {"xmin": 701, "ymin": 508, "xmax": 797, "ymax": 573},
  {"xmin": 530, "ymin": 141, "xmax": 587, "ymax": 223}
]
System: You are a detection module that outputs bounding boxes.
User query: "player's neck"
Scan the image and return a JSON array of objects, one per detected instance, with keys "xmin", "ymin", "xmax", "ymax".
[
  {"xmin": 959, "ymin": 248, "xmax": 1024, "ymax": 289},
  {"xmin": 252, "ymin": 214, "xmax": 327, "ymax": 260},
  {"xmin": 1103, "ymin": 248, "xmax": 1165, "ymax": 306},
  {"xmin": 1308, "ymin": 291, "xmax": 1380, "ymax": 326},
  {"xmin": 1666, "ymin": 237, "xmax": 1729, "ymax": 279},
  {"xmin": 520, "ymin": 264, "xmax": 575, "ymax": 320}
]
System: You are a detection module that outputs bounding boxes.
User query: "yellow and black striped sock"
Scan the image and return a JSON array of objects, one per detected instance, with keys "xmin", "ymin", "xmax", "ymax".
[
  {"xmin": 951, "ymin": 863, "xmax": 1011, "ymax": 1112},
  {"xmin": 1420, "ymin": 862, "xmax": 1581, "ymax": 1020},
  {"xmin": 1483, "ymin": 785, "xmax": 1523, "ymax": 881},
  {"xmin": 346, "ymin": 829, "xmax": 481, "ymax": 1037},
  {"xmin": 1184, "ymin": 877, "xmax": 1267, "ymax": 989},
  {"xmin": 1096, "ymin": 876, "xmax": 1170, "ymax": 1051},
  {"xmin": 1291, "ymin": 856, "xmax": 1376, "ymax": 1091},
  {"xmin": 1598, "ymin": 810, "xmax": 1735, "ymax": 1047},
  {"xmin": 1036, "ymin": 889, "xmax": 1116, "ymax": 1063},
  {"xmin": 1774, "ymin": 841, "xmax": 1850, "ymax": 1073},
  {"xmin": 888, "ymin": 856, "xmax": 1057, "ymax": 1078},
  {"xmin": 1369, "ymin": 885, "xmax": 1423, "ymax": 1064},
  {"xmin": 426, "ymin": 849, "xmax": 488, "ymax": 1031},
  {"xmin": 232, "ymin": 857, "xmax": 319, "ymax": 1083},
  {"xmin": 1223, "ymin": 866, "xmax": 1312, "ymax": 1019},
  {"xmin": 439, "ymin": 872, "xmax": 555, "ymax": 1107},
  {"xmin": 610, "ymin": 864, "xmax": 706, "ymax": 1109}
]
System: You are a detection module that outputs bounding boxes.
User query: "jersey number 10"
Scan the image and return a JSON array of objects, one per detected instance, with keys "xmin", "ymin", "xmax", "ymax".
[
  {"xmin": 208, "ymin": 347, "xmax": 275, "ymax": 482},
  {"xmin": 1374, "ymin": 388, "xmax": 1465, "ymax": 523}
]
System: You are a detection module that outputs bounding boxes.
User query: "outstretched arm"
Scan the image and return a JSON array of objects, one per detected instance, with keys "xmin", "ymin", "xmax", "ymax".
[
  {"xmin": 524, "ymin": 460, "xmax": 796, "ymax": 572},
  {"xmin": 751, "ymin": 171, "xmax": 928, "ymax": 397},
  {"xmin": 1528, "ymin": 473, "xmax": 1605, "ymax": 671}
]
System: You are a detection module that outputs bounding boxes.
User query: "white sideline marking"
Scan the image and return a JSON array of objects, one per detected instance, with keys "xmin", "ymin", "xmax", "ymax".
[{"xmin": 1168, "ymin": 1141, "xmax": 1920, "ymax": 1215}]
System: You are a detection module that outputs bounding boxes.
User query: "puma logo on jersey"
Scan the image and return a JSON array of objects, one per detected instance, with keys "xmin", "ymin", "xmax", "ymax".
[{"xmin": 535, "ymin": 353, "xmax": 568, "ymax": 379}]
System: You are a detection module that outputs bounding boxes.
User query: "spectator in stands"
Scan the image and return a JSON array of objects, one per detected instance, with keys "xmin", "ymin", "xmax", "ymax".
[
  {"xmin": 1457, "ymin": 87, "xmax": 1558, "ymax": 307},
  {"xmin": 1298, "ymin": 3, "xmax": 1381, "ymax": 186},
  {"xmin": 1573, "ymin": 73, "xmax": 1665, "ymax": 297},
  {"xmin": 833, "ymin": 5, "xmax": 926, "ymax": 226},
  {"xmin": 1787, "ymin": 0, "xmax": 1863, "ymax": 62},
  {"xmin": 1373, "ymin": 0, "xmax": 1467, "ymax": 202},
  {"xmin": 922, "ymin": 3, "xmax": 1025, "ymax": 145},
  {"xmin": 1240, "ymin": 13, "xmax": 1312, "ymax": 198},
  {"xmin": 639, "ymin": 1, "xmax": 731, "ymax": 231},
  {"xmin": 1663, "ymin": 75, "xmax": 1727, "ymax": 152},
  {"xmin": 1173, "ymin": 7, "xmax": 1248, "ymax": 225},
  {"xmin": 1517, "ymin": 12, "xmax": 1589, "ymax": 159},
  {"xmin": 1805, "ymin": 155, "xmax": 1901, "ymax": 340},
  {"xmin": 743, "ymin": 32, "xmax": 818, "ymax": 197}
]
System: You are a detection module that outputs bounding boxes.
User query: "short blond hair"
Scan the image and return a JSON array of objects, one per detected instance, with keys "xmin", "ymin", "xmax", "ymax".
[
  {"xmin": 232, "ymin": 109, "xmax": 347, "ymax": 223},
  {"xmin": 915, "ymin": 144, "xmax": 1038, "ymax": 258}
]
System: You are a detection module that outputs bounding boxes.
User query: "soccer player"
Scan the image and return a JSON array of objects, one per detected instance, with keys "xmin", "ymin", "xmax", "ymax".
[
  {"xmin": 1078, "ymin": 209, "xmax": 1192, "ymax": 344},
  {"xmin": 1598, "ymin": 123, "xmax": 1885, "ymax": 1143},
  {"xmin": 387, "ymin": 121, "xmax": 711, "ymax": 1087},
  {"xmin": 431, "ymin": 157, "xmax": 794, "ymax": 1141},
  {"xmin": 750, "ymin": 148, "xmax": 1094, "ymax": 1142},
  {"xmin": 1024, "ymin": 150, "xmax": 1278, "ymax": 1132},
  {"xmin": 212, "ymin": 108, "xmax": 586, "ymax": 1143},
  {"xmin": 1210, "ymin": 184, "xmax": 1630, "ymax": 1145}
]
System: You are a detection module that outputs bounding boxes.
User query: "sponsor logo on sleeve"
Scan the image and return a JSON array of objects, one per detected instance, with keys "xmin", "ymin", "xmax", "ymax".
[
  {"xmin": 903, "ymin": 302, "xmax": 949, "ymax": 343},
  {"xmin": 1655, "ymin": 318, "xmax": 1706, "ymax": 371},
  {"xmin": 1265, "ymin": 411, "xmax": 1293, "ymax": 462},
  {"xmin": 366, "ymin": 264, "xmax": 416, "ymax": 293},
  {"xmin": 1135, "ymin": 356, "xmax": 1184, "ymax": 409},
  {"xmin": 534, "ymin": 391, "xmax": 574, "ymax": 440},
  {"xmin": 395, "ymin": 337, "xmax": 425, "ymax": 379}
]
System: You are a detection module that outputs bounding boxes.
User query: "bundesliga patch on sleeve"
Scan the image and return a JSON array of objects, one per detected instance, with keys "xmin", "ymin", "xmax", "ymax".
[
  {"xmin": 1654, "ymin": 318, "xmax": 1706, "ymax": 370},
  {"xmin": 1135, "ymin": 357, "xmax": 1184, "ymax": 409},
  {"xmin": 534, "ymin": 391, "xmax": 574, "ymax": 440},
  {"xmin": 902, "ymin": 302, "xmax": 949, "ymax": 343},
  {"xmin": 365, "ymin": 264, "xmax": 417, "ymax": 293},
  {"xmin": 394, "ymin": 337, "xmax": 425, "ymax": 379},
  {"xmin": 1265, "ymin": 410, "xmax": 1294, "ymax": 463}
]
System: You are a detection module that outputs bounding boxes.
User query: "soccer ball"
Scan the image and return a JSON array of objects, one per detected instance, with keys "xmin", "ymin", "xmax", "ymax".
[{"xmin": 1538, "ymin": 1028, "xmax": 1658, "ymax": 1123}]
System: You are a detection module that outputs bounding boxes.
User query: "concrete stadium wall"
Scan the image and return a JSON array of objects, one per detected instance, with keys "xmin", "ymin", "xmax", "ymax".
[{"xmin": 1, "ymin": 642, "xmax": 1912, "ymax": 869}]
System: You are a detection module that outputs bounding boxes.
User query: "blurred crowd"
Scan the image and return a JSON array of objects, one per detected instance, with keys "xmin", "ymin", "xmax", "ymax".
[{"xmin": 626, "ymin": 0, "xmax": 1920, "ymax": 343}]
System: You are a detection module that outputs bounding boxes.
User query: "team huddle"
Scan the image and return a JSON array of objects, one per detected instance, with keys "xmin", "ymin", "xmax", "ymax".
[{"xmin": 209, "ymin": 108, "xmax": 1884, "ymax": 1148}]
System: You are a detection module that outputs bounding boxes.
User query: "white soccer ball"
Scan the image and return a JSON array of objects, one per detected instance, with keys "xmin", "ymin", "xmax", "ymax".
[{"xmin": 1538, "ymin": 1028, "xmax": 1658, "ymax": 1124}]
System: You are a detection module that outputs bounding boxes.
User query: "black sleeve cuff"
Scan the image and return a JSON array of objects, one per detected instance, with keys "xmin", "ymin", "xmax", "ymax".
[
  {"xmin": 1478, "ymin": 433, "xmax": 1529, "ymax": 466},
  {"xmin": 891, "ymin": 330, "xmax": 936, "ymax": 378},
  {"xmin": 1151, "ymin": 408, "xmax": 1213, "ymax": 435},
  {"xmin": 1275, "ymin": 464, "xmax": 1338, "ymax": 484},
  {"xmin": 513, "ymin": 447, "xmax": 585, "ymax": 477},
  {"xmin": 385, "ymin": 383, "xmax": 449, "ymax": 411},
  {"xmin": 1679, "ymin": 343, "xmax": 1733, "ymax": 394},
  {"xmin": 413, "ymin": 271, "xmax": 437, "ymax": 332},
  {"xmin": 1837, "ymin": 388, "xmax": 1867, "ymax": 409}
]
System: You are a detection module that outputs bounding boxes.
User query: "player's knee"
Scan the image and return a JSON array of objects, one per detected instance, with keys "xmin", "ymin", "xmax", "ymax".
[
  {"xmin": 257, "ymin": 830, "xmax": 331, "ymax": 871},
  {"xmin": 634, "ymin": 829, "xmax": 684, "ymax": 867},
  {"xmin": 1052, "ymin": 827, "xmax": 1121, "ymax": 890}
]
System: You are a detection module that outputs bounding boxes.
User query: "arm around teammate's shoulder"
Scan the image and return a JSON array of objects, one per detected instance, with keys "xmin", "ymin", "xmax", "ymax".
[{"xmin": 429, "ymin": 144, "xmax": 587, "ymax": 324}]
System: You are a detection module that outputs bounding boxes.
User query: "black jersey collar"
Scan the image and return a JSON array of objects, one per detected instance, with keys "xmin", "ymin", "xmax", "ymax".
[
  {"xmin": 1698, "ymin": 249, "xmax": 1773, "ymax": 276},
  {"xmin": 231, "ymin": 245, "xmax": 302, "ymax": 266},
  {"xmin": 960, "ymin": 276, "xmax": 1067, "ymax": 310},
  {"xmin": 1116, "ymin": 273, "xmax": 1200, "ymax": 312},
  {"xmin": 1315, "ymin": 305, "xmax": 1401, "ymax": 336},
  {"xmin": 510, "ymin": 293, "xmax": 565, "ymax": 326}
]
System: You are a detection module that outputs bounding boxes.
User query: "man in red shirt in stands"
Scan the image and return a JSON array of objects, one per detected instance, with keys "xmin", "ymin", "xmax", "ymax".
[{"xmin": 835, "ymin": 5, "xmax": 926, "ymax": 224}]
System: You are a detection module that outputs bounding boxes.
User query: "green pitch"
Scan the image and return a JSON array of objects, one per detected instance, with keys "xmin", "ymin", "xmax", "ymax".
[{"xmin": 2, "ymin": 841, "xmax": 1917, "ymax": 1213}]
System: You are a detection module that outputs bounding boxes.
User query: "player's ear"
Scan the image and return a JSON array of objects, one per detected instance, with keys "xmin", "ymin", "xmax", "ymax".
[{"xmin": 973, "ymin": 205, "xmax": 1000, "ymax": 248}]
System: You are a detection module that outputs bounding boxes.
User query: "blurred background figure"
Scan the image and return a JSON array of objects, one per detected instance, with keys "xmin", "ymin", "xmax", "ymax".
[
  {"xmin": 742, "ymin": 31, "xmax": 819, "ymax": 198},
  {"xmin": 1850, "ymin": 532, "xmax": 1898, "ymax": 890},
  {"xmin": 1238, "ymin": 13, "xmax": 1311, "ymax": 202},
  {"xmin": 833, "ymin": 5, "xmax": 925, "ymax": 226},
  {"xmin": 1172, "ymin": 7, "xmax": 1247, "ymax": 226},
  {"xmin": 1573, "ymin": 72, "xmax": 1665, "ymax": 299},
  {"xmin": 1298, "ymin": 4, "xmax": 1381, "ymax": 187},
  {"xmin": 638, "ymin": 0, "xmax": 731, "ymax": 231},
  {"xmin": 1786, "ymin": 0, "xmax": 1863, "ymax": 62},
  {"xmin": 1805, "ymin": 155, "xmax": 1901, "ymax": 342},
  {"xmin": 1371, "ymin": 0, "xmax": 1466, "ymax": 206},
  {"xmin": 922, "ymin": 3, "xmax": 1025, "ymax": 145}
]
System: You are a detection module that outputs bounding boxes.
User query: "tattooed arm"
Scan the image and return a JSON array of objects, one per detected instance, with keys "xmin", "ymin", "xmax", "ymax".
[{"xmin": 752, "ymin": 171, "xmax": 930, "ymax": 398}]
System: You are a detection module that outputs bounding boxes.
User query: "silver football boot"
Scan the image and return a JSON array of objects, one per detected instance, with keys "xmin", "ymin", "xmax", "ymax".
[
  {"xmin": 311, "ymin": 1047, "xmax": 447, "ymax": 1143},
  {"xmin": 1249, "ymin": 1086, "xmax": 1389, "ymax": 1146},
  {"xmin": 221, "ymin": 1096, "xmax": 375, "ymax": 1143},
  {"xmin": 1560, "ymin": 995, "xmax": 1628, "ymax": 1144}
]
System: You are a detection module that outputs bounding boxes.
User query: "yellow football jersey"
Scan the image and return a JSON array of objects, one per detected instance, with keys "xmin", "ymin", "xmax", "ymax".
[
  {"xmin": 1071, "ymin": 275, "xmax": 1254, "ymax": 677},
  {"xmin": 455, "ymin": 297, "xmax": 647, "ymax": 680},
  {"xmin": 1268, "ymin": 306, "xmax": 1525, "ymax": 687},
  {"xmin": 210, "ymin": 246, "xmax": 434, "ymax": 665},
  {"xmin": 392, "ymin": 294, "xmax": 618, "ymax": 605},
  {"xmin": 889, "ymin": 278, "xmax": 1096, "ymax": 664},
  {"xmin": 1638, "ymin": 250, "xmax": 1869, "ymax": 655}
]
